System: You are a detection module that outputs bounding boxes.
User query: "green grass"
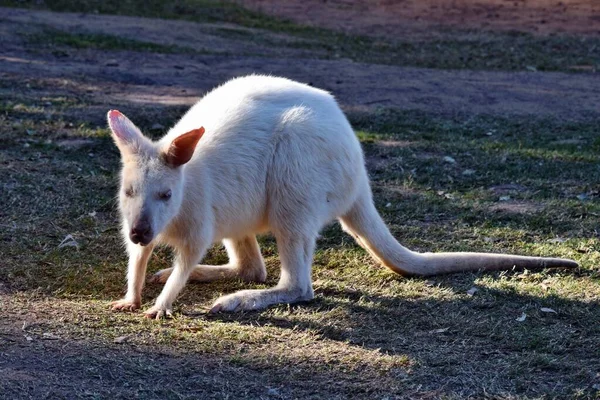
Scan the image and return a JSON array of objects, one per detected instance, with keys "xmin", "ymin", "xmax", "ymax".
[
  {"xmin": 1, "ymin": 81, "xmax": 599, "ymax": 398},
  {"xmin": 25, "ymin": 27, "xmax": 196, "ymax": 54},
  {"xmin": 2, "ymin": 0, "xmax": 599, "ymax": 71}
]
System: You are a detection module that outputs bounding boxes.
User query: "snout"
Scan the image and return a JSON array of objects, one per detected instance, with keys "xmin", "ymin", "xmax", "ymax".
[{"xmin": 130, "ymin": 219, "xmax": 153, "ymax": 246}]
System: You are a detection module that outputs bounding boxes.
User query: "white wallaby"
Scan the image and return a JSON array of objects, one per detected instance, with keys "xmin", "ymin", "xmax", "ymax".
[{"xmin": 107, "ymin": 75, "xmax": 578, "ymax": 318}]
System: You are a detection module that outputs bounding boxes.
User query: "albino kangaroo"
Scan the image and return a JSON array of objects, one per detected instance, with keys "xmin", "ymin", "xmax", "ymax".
[{"xmin": 107, "ymin": 75, "xmax": 577, "ymax": 319}]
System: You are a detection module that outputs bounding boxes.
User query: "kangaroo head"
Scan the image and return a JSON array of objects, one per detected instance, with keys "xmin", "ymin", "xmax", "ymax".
[{"xmin": 107, "ymin": 110, "xmax": 204, "ymax": 246}]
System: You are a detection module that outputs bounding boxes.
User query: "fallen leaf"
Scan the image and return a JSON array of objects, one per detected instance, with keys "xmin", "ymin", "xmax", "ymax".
[
  {"xmin": 516, "ymin": 312, "xmax": 527, "ymax": 322},
  {"xmin": 42, "ymin": 332, "xmax": 60, "ymax": 340},
  {"xmin": 443, "ymin": 156, "xmax": 456, "ymax": 164},
  {"xmin": 58, "ymin": 234, "xmax": 79, "ymax": 250},
  {"xmin": 431, "ymin": 327, "xmax": 449, "ymax": 334},
  {"xmin": 540, "ymin": 307, "xmax": 557, "ymax": 314},
  {"xmin": 114, "ymin": 335, "xmax": 129, "ymax": 344}
]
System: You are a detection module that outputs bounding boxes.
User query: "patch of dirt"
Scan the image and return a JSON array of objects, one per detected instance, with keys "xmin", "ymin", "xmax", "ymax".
[
  {"xmin": 0, "ymin": 326, "xmax": 299, "ymax": 400},
  {"xmin": 1, "ymin": 8, "xmax": 600, "ymax": 122},
  {"xmin": 239, "ymin": 0, "xmax": 600, "ymax": 37}
]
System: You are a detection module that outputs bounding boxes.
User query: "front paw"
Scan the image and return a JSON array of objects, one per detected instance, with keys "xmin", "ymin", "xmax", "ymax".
[
  {"xmin": 144, "ymin": 304, "xmax": 174, "ymax": 320},
  {"xmin": 110, "ymin": 298, "xmax": 141, "ymax": 312}
]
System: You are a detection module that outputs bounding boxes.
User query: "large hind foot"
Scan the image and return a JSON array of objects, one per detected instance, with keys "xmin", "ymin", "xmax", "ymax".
[
  {"xmin": 149, "ymin": 263, "xmax": 266, "ymax": 284},
  {"xmin": 209, "ymin": 287, "xmax": 314, "ymax": 313},
  {"xmin": 150, "ymin": 236, "xmax": 266, "ymax": 284}
]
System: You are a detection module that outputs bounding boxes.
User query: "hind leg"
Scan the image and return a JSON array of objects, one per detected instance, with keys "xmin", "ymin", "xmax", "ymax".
[
  {"xmin": 149, "ymin": 236, "xmax": 266, "ymax": 284},
  {"xmin": 210, "ymin": 231, "xmax": 315, "ymax": 313}
]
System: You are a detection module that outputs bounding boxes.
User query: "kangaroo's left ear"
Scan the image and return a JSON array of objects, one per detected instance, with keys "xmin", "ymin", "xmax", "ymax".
[
  {"xmin": 107, "ymin": 110, "xmax": 148, "ymax": 155},
  {"xmin": 163, "ymin": 127, "xmax": 205, "ymax": 167}
]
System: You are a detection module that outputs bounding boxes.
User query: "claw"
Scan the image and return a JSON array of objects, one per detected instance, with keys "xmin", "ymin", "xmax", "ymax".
[
  {"xmin": 147, "ymin": 273, "xmax": 162, "ymax": 284},
  {"xmin": 143, "ymin": 306, "xmax": 174, "ymax": 320}
]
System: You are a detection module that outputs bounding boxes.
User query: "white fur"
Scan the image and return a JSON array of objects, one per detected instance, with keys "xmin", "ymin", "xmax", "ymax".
[{"xmin": 107, "ymin": 75, "xmax": 577, "ymax": 318}]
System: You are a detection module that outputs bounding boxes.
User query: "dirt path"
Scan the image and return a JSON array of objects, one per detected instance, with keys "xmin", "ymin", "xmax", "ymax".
[
  {"xmin": 1, "ymin": 8, "xmax": 599, "ymax": 122},
  {"xmin": 239, "ymin": 0, "xmax": 600, "ymax": 37}
]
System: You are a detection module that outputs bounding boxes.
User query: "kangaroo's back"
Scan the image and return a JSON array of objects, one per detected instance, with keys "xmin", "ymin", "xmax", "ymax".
[{"xmin": 160, "ymin": 75, "xmax": 365, "ymax": 239}]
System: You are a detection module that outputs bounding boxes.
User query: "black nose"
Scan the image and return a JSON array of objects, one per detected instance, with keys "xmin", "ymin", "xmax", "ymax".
[{"xmin": 130, "ymin": 219, "xmax": 152, "ymax": 245}]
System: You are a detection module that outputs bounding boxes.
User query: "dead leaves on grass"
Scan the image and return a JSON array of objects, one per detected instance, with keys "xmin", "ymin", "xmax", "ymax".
[{"xmin": 58, "ymin": 234, "xmax": 79, "ymax": 250}]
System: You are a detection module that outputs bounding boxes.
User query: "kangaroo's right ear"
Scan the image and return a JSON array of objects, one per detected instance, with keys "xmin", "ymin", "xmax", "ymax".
[{"xmin": 107, "ymin": 110, "xmax": 145, "ymax": 155}]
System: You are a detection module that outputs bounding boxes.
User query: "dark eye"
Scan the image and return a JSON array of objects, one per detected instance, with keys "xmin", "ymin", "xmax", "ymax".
[
  {"xmin": 159, "ymin": 189, "xmax": 172, "ymax": 201},
  {"xmin": 125, "ymin": 187, "xmax": 134, "ymax": 197}
]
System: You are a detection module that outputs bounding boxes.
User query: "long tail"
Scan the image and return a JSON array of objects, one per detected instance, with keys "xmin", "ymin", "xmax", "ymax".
[{"xmin": 339, "ymin": 192, "xmax": 578, "ymax": 277}]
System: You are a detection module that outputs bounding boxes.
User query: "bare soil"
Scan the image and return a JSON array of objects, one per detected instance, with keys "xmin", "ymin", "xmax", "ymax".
[
  {"xmin": 239, "ymin": 0, "xmax": 600, "ymax": 37},
  {"xmin": 1, "ymin": 8, "xmax": 599, "ymax": 124}
]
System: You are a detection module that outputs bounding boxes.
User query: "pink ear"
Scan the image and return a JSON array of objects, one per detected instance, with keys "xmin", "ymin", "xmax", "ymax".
[
  {"xmin": 164, "ymin": 127, "xmax": 205, "ymax": 167},
  {"xmin": 107, "ymin": 110, "xmax": 144, "ymax": 152}
]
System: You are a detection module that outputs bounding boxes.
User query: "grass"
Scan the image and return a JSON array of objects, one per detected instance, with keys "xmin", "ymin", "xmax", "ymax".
[
  {"xmin": 2, "ymin": 0, "xmax": 599, "ymax": 71},
  {"xmin": 25, "ymin": 27, "xmax": 196, "ymax": 54},
  {"xmin": 1, "ymin": 80, "xmax": 599, "ymax": 398}
]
